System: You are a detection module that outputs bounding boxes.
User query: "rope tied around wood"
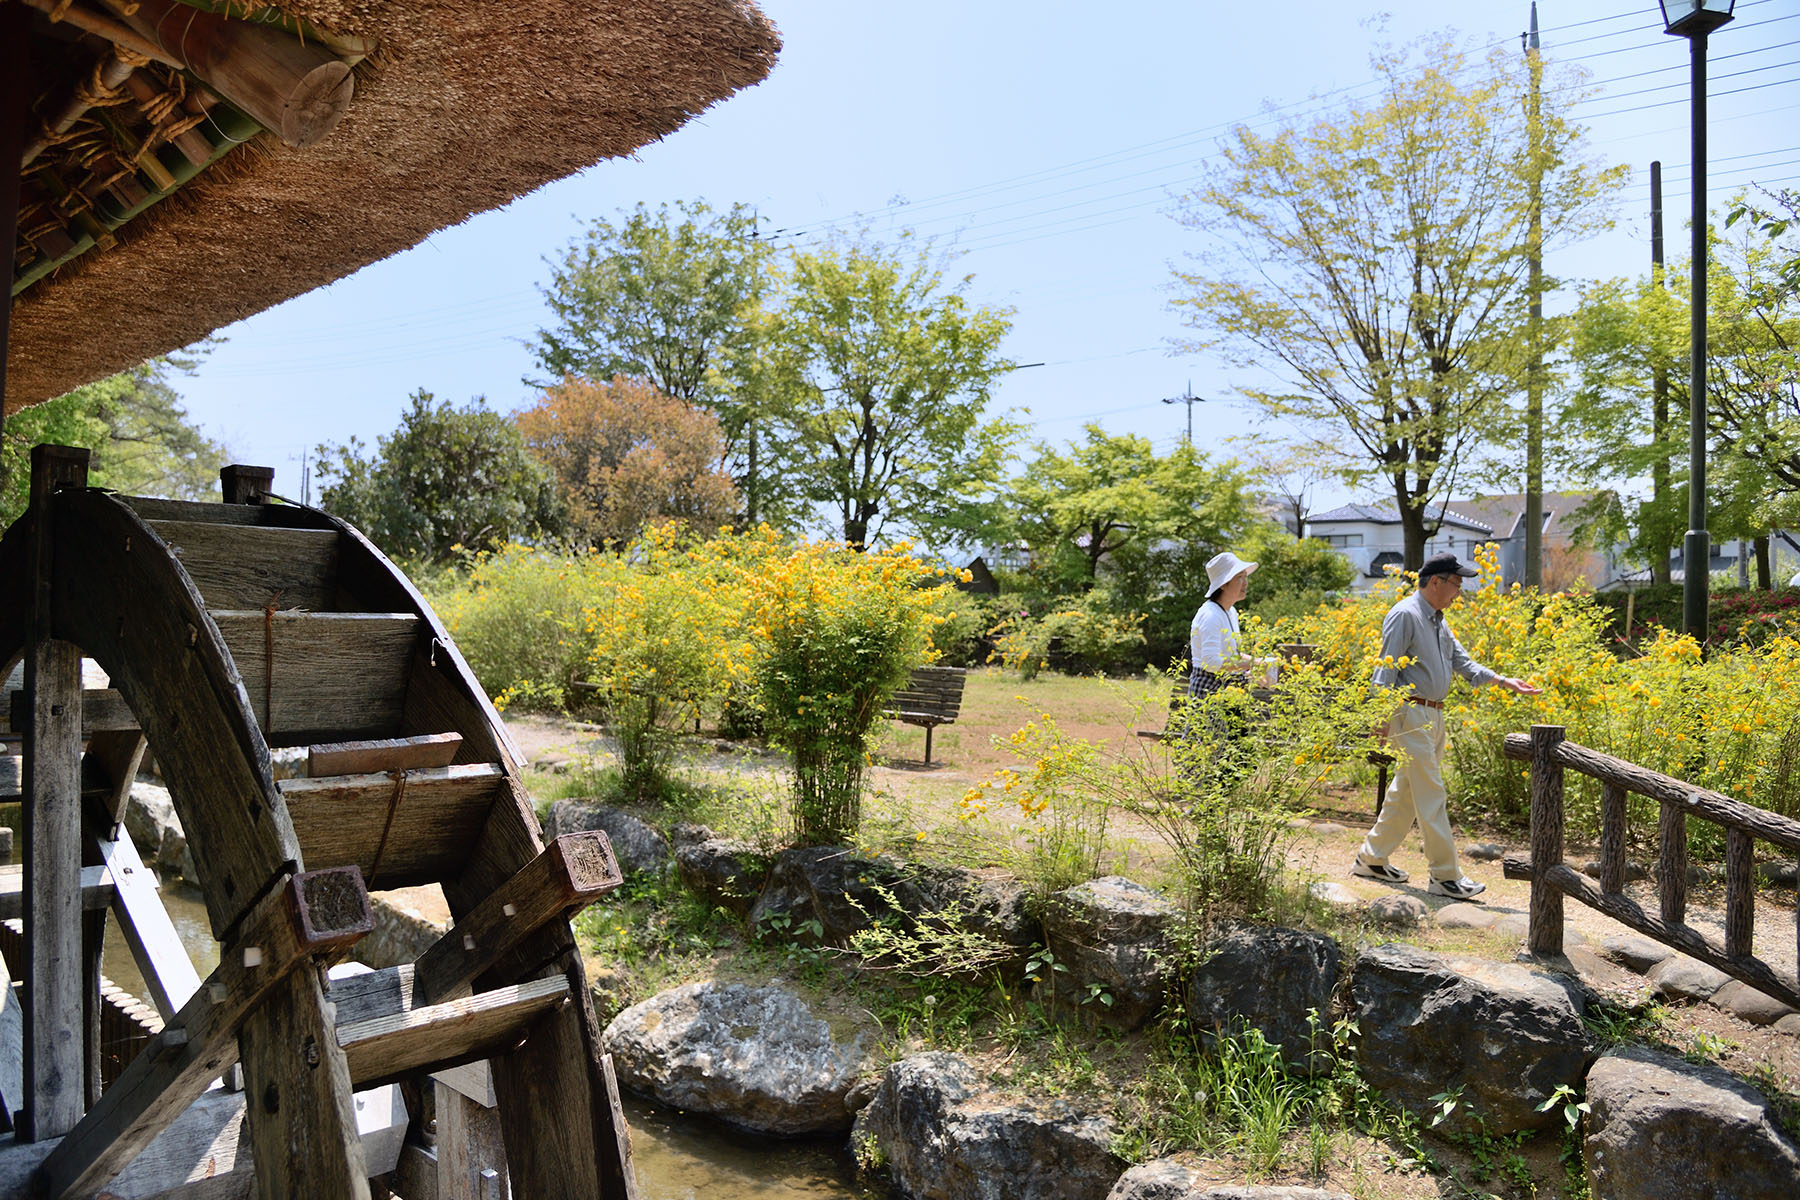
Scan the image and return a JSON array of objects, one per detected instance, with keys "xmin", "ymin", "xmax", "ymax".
[{"xmin": 365, "ymin": 769, "xmax": 409, "ymax": 886}]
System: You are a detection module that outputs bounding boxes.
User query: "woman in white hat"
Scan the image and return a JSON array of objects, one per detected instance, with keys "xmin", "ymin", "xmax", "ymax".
[{"xmin": 1189, "ymin": 550, "xmax": 1260, "ymax": 698}]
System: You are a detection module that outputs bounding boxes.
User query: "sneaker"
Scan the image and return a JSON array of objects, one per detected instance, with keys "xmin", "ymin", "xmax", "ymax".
[
  {"xmin": 1428, "ymin": 876, "xmax": 1486, "ymax": 899},
  {"xmin": 1351, "ymin": 859, "xmax": 1409, "ymax": 884}
]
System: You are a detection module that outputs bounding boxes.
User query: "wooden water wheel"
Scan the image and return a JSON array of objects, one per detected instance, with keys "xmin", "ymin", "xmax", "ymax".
[{"xmin": 0, "ymin": 444, "xmax": 635, "ymax": 1199}]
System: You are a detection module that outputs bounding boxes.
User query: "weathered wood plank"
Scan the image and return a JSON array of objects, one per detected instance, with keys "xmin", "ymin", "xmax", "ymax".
[
  {"xmin": 210, "ymin": 611, "xmax": 419, "ymax": 742},
  {"xmin": 84, "ymin": 729, "xmax": 147, "ymax": 827},
  {"xmin": 239, "ymin": 964, "xmax": 372, "ymax": 1200},
  {"xmin": 49, "ymin": 490, "xmax": 297, "ymax": 938},
  {"xmin": 278, "ymin": 765, "xmax": 506, "ymax": 889},
  {"xmin": 435, "ymin": 1079, "xmax": 510, "ymax": 1200},
  {"xmin": 6, "ymin": 687, "xmax": 137, "ymax": 737},
  {"xmin": 150, "ymin": 521, "xmax": 340, "ymax": 613},
  {"xmin": 308, "ymin": 733, "xmax": 462, "ymax": 777},
  {"xmin": 1503, "ymin": 731, "xmax": 1800, "ymax": 853},
  {"xmin": 337, "ymin": 974, "xmax": 568, "ymax": 1088},
  {"xmin": 96, "ymin": 827, "xmax": 200, "ymax": 1021},
  {"xmin": 0, "ymin": 1082, "xmax": 408, "ymax": 1200},
  {"xmin": 0, "ymin": 865, "xmax": 113, "ymax": 921},
  {"xmin": 413, "ymin": 833, "xmax": 622, "ymax": 1005},
  {"xmin": 1, "ymin": 956, "xmax": 21, "ymax": 1132},
  {"xmin": 36, "ymin": 868, "xmax": 371, "ymax": 1199},
  {"xmin": 121, "ymin": 496, "xmax": 269, "ymax": 526},
  {"xmin": 23, "ymin": 636, "xmax": 85, "ymax": 1141}
]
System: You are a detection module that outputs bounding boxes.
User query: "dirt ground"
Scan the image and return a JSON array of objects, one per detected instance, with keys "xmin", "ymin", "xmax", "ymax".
[{"xmin": 488, "ymin": 682, "xmax": 1800, "ymax": 1198}]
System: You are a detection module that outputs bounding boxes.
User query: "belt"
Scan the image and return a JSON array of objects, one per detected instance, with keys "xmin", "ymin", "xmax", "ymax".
[{"xmin": 1406, "ymin": 696, "xmax": 1444, "ymax": 709}]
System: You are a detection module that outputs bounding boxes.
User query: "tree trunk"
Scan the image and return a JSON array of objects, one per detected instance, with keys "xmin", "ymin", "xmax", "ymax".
[
  {"xmin": 1394, "ymin": 481, "xmax": 1428, "ymax": 572},
  {"xmin": 1755, "ymin": 534, "xmax": 1772, "ymax": 589}
]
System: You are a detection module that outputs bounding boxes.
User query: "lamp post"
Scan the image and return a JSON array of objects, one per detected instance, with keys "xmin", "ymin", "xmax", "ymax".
[{"xmin": 1661, "ymin": 0, "xmax": 1735, "ymax": 645}]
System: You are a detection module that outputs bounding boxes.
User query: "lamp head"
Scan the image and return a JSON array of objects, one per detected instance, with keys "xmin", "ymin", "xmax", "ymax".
[{"xmin": 1661, "ymin": 0, "xmax": 1736, "ymax": 38}]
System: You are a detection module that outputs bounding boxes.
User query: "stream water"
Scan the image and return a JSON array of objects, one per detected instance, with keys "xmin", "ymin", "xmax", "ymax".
[{"xmin": 100, "ymin": 882, "xmax": 876, "ymax": 1199}]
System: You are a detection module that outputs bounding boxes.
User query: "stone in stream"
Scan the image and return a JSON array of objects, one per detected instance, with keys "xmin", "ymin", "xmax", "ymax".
[
  {"xmin": 854, "ymin": 1052, "xmax": 1125, "ymax": 1200},
  {"xmin": 1584, "ymin": 1044, "xmax": 1800, "ymax": 1200},
  {"xmin": 602, "ymin": 981, "xmax": 872, "ymax": 1135}
]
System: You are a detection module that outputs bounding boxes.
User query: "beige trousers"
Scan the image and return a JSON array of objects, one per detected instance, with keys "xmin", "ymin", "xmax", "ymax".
[{"xmin": 1358, "ymin": 702, "xmax": 1461, "ymax": 882}]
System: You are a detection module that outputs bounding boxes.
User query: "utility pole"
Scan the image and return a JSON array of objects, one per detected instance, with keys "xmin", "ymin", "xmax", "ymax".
[
  {"xmin": 1522, "ymin": 2, "xmax": 1545, "ymax": 588},
  {"xmin": 1650, "ymin": 160, "xmax": 1672, "ymax": 585},
  {"xmin": 1161, "ymin": 382, "xmax": 1204, "ymax": 445}
]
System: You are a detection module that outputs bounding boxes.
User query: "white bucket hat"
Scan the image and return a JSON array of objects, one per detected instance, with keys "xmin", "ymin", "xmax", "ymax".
[{"xmin": 1205, "ymin": 551, "xmax": 1258, "ymax": 595}]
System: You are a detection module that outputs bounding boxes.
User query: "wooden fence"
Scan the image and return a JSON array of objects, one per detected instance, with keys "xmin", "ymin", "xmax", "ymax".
[{"xmin": 1500, "ymin": 724, "xmax": 1800, "ymax": 1011}]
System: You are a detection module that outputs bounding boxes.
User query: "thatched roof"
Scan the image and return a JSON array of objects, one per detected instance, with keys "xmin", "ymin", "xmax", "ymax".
[{"xmin": 5, "ymin": 0, "xmax": 780, "ymax": 415}]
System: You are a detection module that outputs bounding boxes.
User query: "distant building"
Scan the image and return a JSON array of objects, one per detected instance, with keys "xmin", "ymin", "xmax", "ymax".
[
  {"xmin": 1306, "ymin": 491, "xmax": 1640, "ymax": 592},
  {"xmin": 1447, "ymin": 492, "xmax": 1634, "ymax": 591},
  {"xmin": 1304, "ymin": 502, "xmax": 1494, "ymax": 592}
]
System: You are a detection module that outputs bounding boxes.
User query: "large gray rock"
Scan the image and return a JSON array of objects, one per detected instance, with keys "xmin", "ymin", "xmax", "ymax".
[
  {"xmin": 1585, "ymin": 1044, "xmax": 1800, "ymax": 1200},
  {"xmin": 747, "ymin": 848, "xmax": 1035, "ymax": 970},
  {"xmin": 675, "ymin": 836, "xmax": 771, "ymax": 917},
  {"xmin": 1351, "ymin": 944, "xmax": 1592, "ymax": 1135},
  {"xmin": 1042, "ymin": 876, "xmax": 1177, "ymax": 1030},
  {"xmin": 601, "ymin": 982, "xmax": 870, "ymax": 1135},
  {"xmin": 124, "ymin": 780, "xmax": 186, "ymax": 872},
  {"xmin": 544, "ymin": 801, "xmax": 668, "ymax": 876},
  {"xmin": 1186, "ymin": 924, "xmax": 1340, "ymax": 1071},
  {"xmin": 1106, "ymin": 1161, "xmax": 1351, "ymax": 1200},
  {"xmin": 854, "ymin": 1053, "xmax": 1124, "ymax": 1200}
]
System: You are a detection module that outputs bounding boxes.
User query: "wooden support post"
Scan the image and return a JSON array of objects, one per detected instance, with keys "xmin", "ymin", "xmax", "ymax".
[
  {"xmin": 1599, "ymin": 780, "xmax": 1627, "ymax": 895},
  {"xmin": 239, "ymin": 966, "xmax": 374, "ymax": 1200},
  {"xmin": 22, "ymin": 446, "xmax": 91, "ymax": 1142},
  {"xmin": 220, "ymin": 464, "xmax": 276, "ymax": 505},
  {"xmin": 435, "ymin": 1081, "xmax": 511, "ymax": 1200},
  {"xmin": 1527, "ymin": 725, "xmax": 1566, "ymax": 957},
  {"xmin": 412, "ymin": 833, "xmax": 621, "ymax": 1006},
  {"xmin": 35, "ymin": 867, "xmax": 371, "ymax": 1199},
  {"xmin": 84, "ymin": 730, "xmax": 148, "ymax": 829},
  {"xmin": 1725, "ymin": 827, "xmax": 1754, "ymax": 959},
  {"xmin": 1659, "ymin": 797, "xmax": 1689, "ymax": 926}
]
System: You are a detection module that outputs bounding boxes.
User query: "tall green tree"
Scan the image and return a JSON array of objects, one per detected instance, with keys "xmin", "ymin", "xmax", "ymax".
[
  {"xmin": 1170, "ymin": 33, "xmax": 1621, "ymax": 570},
  {"xmin": 1563, "ymin": 213, "xmax": 1800, "ymax": 584},
  {"xmin": 314, "ymin": 390, "xmax": 560, "ymax": 564},
  {"xmin": 531, "ymin": 200, "xmax": 776, "ymax": 514},
  {"xmin": 763, "ymin": 234, "xmax": 1021, "ymax": 549},
  {"xmin": 1009, "ymin": 425, "xmax": 1255, "ymax": 588},
  {"xmin": 2, "ymin": 357, "xmax": 227, "ymax": 525}
]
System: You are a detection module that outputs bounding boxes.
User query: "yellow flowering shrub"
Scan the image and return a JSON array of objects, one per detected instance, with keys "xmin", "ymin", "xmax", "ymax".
[
  {"xmin": 741, "ymin": 539, "xmax": 948, "ymax": 844},
  {"xmin": 1281, "ymin": 541, "xmax": 1800, "ymax": 851}
]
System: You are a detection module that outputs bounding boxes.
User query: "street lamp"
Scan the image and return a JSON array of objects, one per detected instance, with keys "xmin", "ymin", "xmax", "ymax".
[{"xmin": 1662, "ymin": 0, "xmax": 1734, "ymax": 645}]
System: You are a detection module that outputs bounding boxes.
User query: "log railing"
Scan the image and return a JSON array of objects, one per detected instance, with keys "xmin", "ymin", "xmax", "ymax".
[{"xmin": 1501, "ymin": 724, "xmax": 1800, "ymax": 1011}]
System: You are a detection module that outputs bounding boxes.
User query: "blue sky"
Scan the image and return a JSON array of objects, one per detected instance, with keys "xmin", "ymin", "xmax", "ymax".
[{"xmin": 171, "ymin": 0, "xmax": 1800, "ymax": 511}]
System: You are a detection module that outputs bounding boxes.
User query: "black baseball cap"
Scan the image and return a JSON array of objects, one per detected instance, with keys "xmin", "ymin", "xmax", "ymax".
[{"xmin": 1419, "ymin": 553, "xmax": 1479, "ymax": 580}]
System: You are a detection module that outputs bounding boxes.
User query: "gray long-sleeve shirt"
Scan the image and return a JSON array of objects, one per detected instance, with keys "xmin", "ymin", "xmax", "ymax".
[{"xmin": 1369, "ymin": 589, "xmax": 1498, "ymax": 702}]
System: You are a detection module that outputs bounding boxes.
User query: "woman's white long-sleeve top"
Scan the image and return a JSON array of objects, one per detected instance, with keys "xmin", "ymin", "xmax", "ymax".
[{"xmin": 1189, "ymin": 599, "xmax": 1240, "ymax": 673}]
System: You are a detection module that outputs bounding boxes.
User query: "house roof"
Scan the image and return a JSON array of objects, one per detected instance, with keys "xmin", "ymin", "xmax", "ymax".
[
  {"xmin": 1308, "ymin": 501, "xmax": 1493, "ymax": 535},
  {"xmin": 6, "ymin": 0, "xmax": 780, "ymax": 414},
  {"xmin": 1446, "ymin": 491, "xmax": 1608, "ymax": 542}
]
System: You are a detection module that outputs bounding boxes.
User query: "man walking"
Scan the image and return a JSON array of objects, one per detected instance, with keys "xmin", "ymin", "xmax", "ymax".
[{"xmin": 1351, "ymin": 553, "xmax": 1540, "ymax": 899}]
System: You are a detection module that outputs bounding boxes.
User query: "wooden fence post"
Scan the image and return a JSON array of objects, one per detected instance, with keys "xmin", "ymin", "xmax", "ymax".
[
  {"xmin": 1528, "ymin": 724, "xmax": 1566, "ymax": 957},
  {"xmin": 219, "ymin": 464, "xmax": 275, "ymax": 505}
]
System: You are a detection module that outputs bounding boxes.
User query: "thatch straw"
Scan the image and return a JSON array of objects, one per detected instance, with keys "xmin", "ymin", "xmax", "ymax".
[{"xmin": 6, "ymin": 0, "xmax": 780, "ymax": 415}]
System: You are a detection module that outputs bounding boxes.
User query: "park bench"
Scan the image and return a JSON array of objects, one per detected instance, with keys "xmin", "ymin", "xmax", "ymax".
[{"xmin": 884, "ymin": 665, "xmax": 967, "ymax": 764}]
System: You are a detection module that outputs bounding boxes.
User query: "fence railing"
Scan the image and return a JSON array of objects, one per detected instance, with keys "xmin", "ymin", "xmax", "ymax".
[{"xmin": 1500, "ymin": 724, "xmax": 1800, "ymax": 1011}]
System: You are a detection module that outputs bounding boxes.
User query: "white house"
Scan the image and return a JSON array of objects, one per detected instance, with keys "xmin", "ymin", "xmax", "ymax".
[{"xmin": 1305, "ymin": 502, "xmax": 1495, "ymax": 592}]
